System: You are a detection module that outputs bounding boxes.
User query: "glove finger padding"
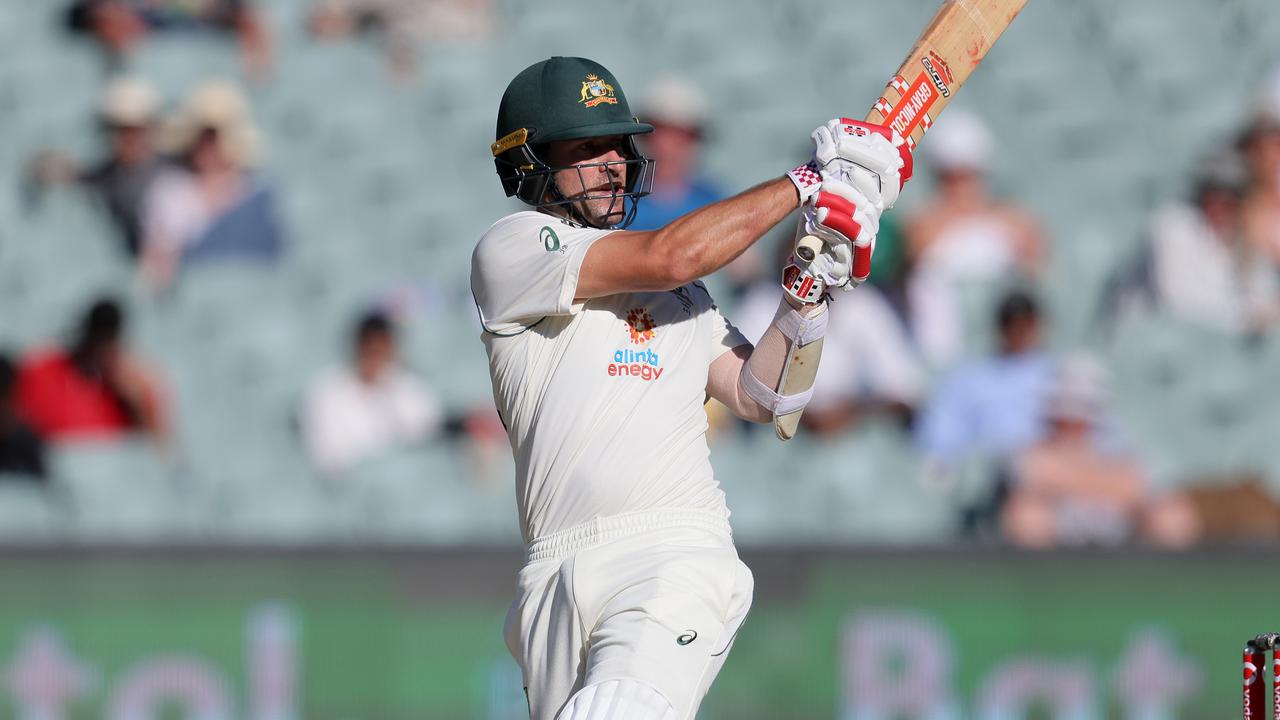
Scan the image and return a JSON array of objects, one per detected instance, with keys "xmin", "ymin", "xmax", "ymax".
[
  {"xmin": 813, "ymin": 194, "xmax": 861, "ymax": 245},
  {"xmin": 815, "ymin": 177, "xmax": 880, "ymax": 246},
  {"xmin": 795, "ymin": 177, "xmax": 879, "ymax": 291},
  {"xmin": 851, "ymin": 227, "xmax": 876, "ymax": 286}
]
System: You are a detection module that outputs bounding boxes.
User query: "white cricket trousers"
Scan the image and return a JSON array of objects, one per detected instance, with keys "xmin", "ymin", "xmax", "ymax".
[{"xmin": 505, "ymin": 509, "xmax": 754, "ymax": 720}]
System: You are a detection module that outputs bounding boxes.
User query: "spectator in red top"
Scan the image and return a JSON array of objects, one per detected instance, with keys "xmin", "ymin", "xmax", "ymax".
[{"xmin": 14, "ymin": 299, "xmax": 169, "ymax": 444}]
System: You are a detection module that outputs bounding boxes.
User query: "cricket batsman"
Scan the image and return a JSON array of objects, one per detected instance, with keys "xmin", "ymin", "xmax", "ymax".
[{"xmin": 472, "ymin": 56, "xmax": 908, "ymax": 719}]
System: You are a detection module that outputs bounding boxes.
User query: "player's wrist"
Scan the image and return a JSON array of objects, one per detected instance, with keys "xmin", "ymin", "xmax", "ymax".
[
  {"xmin": 785, "ymin": 160, "xmax": 823, "ymax": 204},
  {"xmin": 785, "ymin": 295, "xmax": 826, "ymax": 315}
]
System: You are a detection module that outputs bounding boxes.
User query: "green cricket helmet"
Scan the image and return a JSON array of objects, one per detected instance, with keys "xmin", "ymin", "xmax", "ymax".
[{"xmin": 492, "ymin": 56, "xmax": 654, "ymax": 229}]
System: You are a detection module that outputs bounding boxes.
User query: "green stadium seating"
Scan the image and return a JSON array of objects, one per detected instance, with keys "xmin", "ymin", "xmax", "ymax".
[{"xmin": 2, "ymin": 0, "xmax": 1278, "ymax": 544}]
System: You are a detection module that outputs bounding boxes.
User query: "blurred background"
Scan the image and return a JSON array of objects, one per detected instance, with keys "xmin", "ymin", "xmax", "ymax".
[{"xmin": 1, "ymin": 0, "xmax": 1279, "ymax": 717}]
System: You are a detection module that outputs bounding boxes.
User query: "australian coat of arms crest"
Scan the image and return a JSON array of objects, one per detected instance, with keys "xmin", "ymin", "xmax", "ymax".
[{"xmin": 579, "ymin": 74, "xmax": 618, "ymax": 108}]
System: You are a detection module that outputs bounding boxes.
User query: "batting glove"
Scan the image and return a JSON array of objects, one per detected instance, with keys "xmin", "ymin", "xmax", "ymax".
[{"xmin": 787, "ymin": 118, "xmax": 913, "ymax": 210}]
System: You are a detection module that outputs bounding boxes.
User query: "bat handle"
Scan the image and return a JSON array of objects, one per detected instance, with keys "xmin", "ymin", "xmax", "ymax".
[{"xmin": 795, "ymin": 234, "xmax": 823, "ymax": 263}]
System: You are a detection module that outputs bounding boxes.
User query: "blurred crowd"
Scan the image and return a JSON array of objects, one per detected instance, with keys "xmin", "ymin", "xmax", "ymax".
[
  {"xmin": 638, "ymin": 67, "xmax": 1280, "ymax": 550},
  {"xmin": 3, "ymin": 1, "xmax": 1280, "ymax": 549}
]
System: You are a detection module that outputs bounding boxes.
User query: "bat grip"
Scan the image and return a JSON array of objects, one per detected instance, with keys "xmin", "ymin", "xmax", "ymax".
[{"xmin": 795, "ymin": 234, "xmax": 822, "ymax": 263}]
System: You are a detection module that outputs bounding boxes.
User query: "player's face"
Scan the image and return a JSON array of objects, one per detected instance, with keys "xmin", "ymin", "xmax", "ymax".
[{"xmin": 545, "ymin": 136, "xmax": 629, "ymax": 226}]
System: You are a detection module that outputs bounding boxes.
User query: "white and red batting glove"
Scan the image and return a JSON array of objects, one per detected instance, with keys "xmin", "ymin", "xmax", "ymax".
[
  {"xmin": 787, "ymin": 117, "xmax": 913, "ymax": 209},
  {"xmin": 783, "ymin": 118, "xmax": 912, "ymax": 304},
  {"xmin": 782, "ymin": 176, "xmax": 873, "ymax": 304}
]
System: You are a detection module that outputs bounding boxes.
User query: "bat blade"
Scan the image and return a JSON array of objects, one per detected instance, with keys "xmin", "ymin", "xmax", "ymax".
[
  {"xmin": 793, "ymin": 0, "xmax": 1028, "ymax": 266},
  {"xmin": 867, "ymin": 0, "xmax": 1028, "ymax": 148}
]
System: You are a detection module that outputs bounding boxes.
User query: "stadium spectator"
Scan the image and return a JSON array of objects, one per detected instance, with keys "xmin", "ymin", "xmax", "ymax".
[
  {"xmin": 631, "ymin": 76, "xmax": 724, "ymax": 231},
  {"xmin": 307, "ymin": 0, "xmax": 495, "ymax": 80},
  {"xmin": 1003, "ymin": 359, "xmax": 1200, "ymax": 549},
  {"xmin": 630, "ymin": 77, "xmax": 764, "ymax": 299},
  {"xmin": 13, "ymin": 298, "xmax": 169, "ymax": 445},
  {"xmin": 1241, "ymin": 114, "xmax": 1280, "ymax": 274},
  {"xmin": 65, "ymin": 0, "xmax": 273, "ymax": 80},
  {"xmin": 916, "ymin": 290, "xmax": 1052, "ymax": 471},
  {"xmin": 1143, "ymin": 148, "xmax": 1279, "ymax": 334},
  {"xmin": 139, "ymin": 79, "xmax": 282, "ymax": 293},
  {"xmin": 0, "ymin": 354, "xmax": 46, "ymax": 480},
  {"xmin": 903, "ymin": 110, "xmax": 1045, "ymax": 367},
  {"xmin": 302, "ymin": 311, "xmax": 443, "ymax": 476},
  {"xmin": 25, "ymin": 76, "xmax": 166, "ymax": 258}
]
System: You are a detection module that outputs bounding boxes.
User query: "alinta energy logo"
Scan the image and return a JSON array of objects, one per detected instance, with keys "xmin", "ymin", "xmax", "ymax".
[{"xmin": 607, "ymin": 307, "xmax": 664, "ymax": 381}]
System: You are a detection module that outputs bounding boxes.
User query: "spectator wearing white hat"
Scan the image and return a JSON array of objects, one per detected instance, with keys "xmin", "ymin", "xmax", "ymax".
[
  {"xmin": 26, "ymin": 76, "xmax": 166, "ymax": 258},
  {"xmin": 904, "ymin": 109, "xmax": 1045, "ymax": 367},
  {"xmin": 633, "ymin": 77, "xmax": 768, "ymax": 300},
  {"xmin": 631, "ymin": 76, "xmax": 724, "ymax": 232},
  {"xmin": 139, "ymin": 78, "xmax": 282, "ymax": 292},
  {"xmin": 1003, "ymin": 355, "xmax": 1200, "ymax": 549}
]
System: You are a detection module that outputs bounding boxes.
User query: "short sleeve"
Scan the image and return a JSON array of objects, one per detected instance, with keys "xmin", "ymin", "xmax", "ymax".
[{"xmin": 471, "ymin": 213, "xmax": 610, "ymax": 333}]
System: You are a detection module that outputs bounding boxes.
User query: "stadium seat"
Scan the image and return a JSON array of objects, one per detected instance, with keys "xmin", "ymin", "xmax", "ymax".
[
  {"xmin": 0, "ymin": 479, "xmax": 66, "ymax": 541},
  {"xmin": 46, "ymin": 440, "xmax": 186, "ymax": 540}
]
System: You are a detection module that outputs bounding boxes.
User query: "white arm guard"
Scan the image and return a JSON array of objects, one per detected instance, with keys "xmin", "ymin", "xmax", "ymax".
[{"xmin": 738, "ymin": 300, "xmax": 828, "ymax": 425}]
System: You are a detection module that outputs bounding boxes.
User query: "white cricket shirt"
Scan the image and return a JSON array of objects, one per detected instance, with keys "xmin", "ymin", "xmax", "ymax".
[{"xmin": 471, "ymin": 211, "xmax": 749, "ymax": 543}]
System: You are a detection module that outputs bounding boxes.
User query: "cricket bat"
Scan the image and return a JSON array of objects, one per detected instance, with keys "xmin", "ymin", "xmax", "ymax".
[
  {"xmin": 794, "ymin": 0, "xmax": 1029, "ymax": 265},
  {"xmin": 776, "ymin": 0, "xmax": 1028, "ymax": 440}
]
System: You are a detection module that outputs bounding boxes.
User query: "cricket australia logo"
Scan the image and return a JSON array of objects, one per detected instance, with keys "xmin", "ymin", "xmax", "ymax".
[
  {"xmin": 607, "ymin": 307, "xmax": 664, "ymax": 381},
  {"xmin": 579, "ymin": 74, "xmax": 618, "ymax": 108}
]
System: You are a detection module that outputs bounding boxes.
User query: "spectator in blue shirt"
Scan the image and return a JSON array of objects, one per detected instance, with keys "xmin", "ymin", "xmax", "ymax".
[
  {"xmin": 630, "ymin": 76, "xmax": 724, "ymax": 231},
  {"xmin": 633, "ymin": 77, "xmax": 762, "ymax": 300},
  {"xmin": 916, "ymin": 290, "xmax": 1053, "ymax": 467}
]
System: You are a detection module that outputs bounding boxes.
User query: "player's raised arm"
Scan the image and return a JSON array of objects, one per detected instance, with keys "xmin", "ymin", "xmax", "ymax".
[
  {"xmin": 576, "ymin": 176, "xmax": 799, "ymax": 297},
  {"xmin": 574, "ymin": 119, "xmax": 908, "ymax": 298}
]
